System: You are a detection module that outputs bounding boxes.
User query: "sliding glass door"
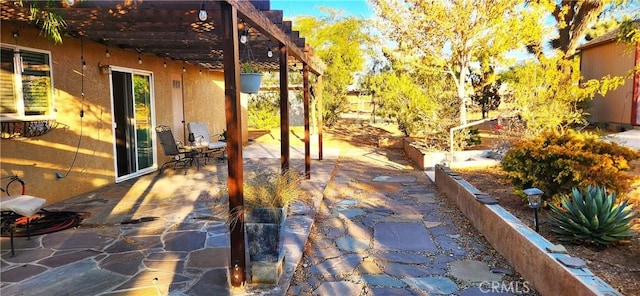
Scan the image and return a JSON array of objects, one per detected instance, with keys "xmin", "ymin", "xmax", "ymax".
[{"xmin": 111, "ymin": 68, "xmax": 155, "ymax": 181}]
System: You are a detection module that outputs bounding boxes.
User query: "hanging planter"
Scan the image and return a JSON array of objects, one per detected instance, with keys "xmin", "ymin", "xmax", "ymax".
[{"xmin": 239, "ymin": 63, "xmax": 263, "ymax": 94}]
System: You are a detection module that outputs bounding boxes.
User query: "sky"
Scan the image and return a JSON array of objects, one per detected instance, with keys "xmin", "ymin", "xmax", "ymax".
[{"xmin": 270, "ymin": 0, "xmax": 374, "ymax": 19}]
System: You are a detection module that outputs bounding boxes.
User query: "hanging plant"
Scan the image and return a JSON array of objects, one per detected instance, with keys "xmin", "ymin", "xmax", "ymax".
[{"xmin": 239, "ymin": 30, "xmax": 263, "ymax": 93}]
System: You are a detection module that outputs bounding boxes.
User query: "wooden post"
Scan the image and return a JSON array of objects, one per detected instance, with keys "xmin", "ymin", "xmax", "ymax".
[
  {"xmin": 317, "ymin": 75, "xmax": 323, "ymax": 161},
  {"xmin": 279, "ymin": 44, "xmax": 290, "ymax": 172},
  {"xmin": 220, "ymin": 2, "xmax": 245, "ymax": 287},
  {"xmin": 303, "ymin": 63, "xmax": 310, "ymax": 179}
]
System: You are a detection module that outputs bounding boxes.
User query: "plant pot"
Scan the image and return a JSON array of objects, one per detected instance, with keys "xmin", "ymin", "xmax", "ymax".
[
  {"xmin": 239, "ymin": 73, "xmax": 263, "ymax": 94},
  {"xmin": 244, "ymin": 207, "xmax": 286, "ymax": 263},
  {"xmin": 245, "ymin": 207, "xmax": 287, "ymax": 284}
]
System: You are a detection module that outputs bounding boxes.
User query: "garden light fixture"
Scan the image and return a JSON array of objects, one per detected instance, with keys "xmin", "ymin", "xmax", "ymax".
[{"xmin": 524, "ymin": 188, "xmax": 543, "ymax": 232}]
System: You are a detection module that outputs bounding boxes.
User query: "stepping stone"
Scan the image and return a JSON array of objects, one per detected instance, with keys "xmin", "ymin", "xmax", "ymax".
[
  {"xmin": 424, "ymin": 221, "xmax": 443, "ymax": 228},
  {"xmin": 1, "ymin": 259, "xmax": 127, "ymax": 296},
  {"xmin": 355, "ymin": 274, "xmax": 405, "ymax": 287},
  {"xmin": 490, "ymin": 266, "xmax": 514, "ymax": 276},
  {"xmin": 546, "ymin": 244, "xmax": 568, "ymax": 254},
  {"xmin": 313, "ymin": 281, "xmax": 363, "ymax": 296},
  {"xmin": 38, "ymin": 249, "xmax": 101, "ymax": 268},
  {"xmin": 402, "ymin": 276, "xmax": 458, "ymax": 295},
  {"xmin": 376, "ymin": 252, "xmax": 431, "ymax": 264},
  {"xmin": 163, "ymin": 231, "xmax": 206, "ymax": 252},
  {"xmin": 309, "ymin": 254, "xmax": 363, "ymax": 276},
  {"xmin": 435, "ymin": 236, "xmax": 467, "ymax": 257},
  {"xmin": 381, "ymin": 262, "xmax": 443, "ymax": 277},
  {"xmin": 335, "ymin": 199, "xmax": 358, "ymax": 207},
  {"xmin": 187, "ymin": 247, "xmax": 229, "ymax": 268},
  {"xmin": 0, "ymin": 264, "xmax": 48, "ymax": 283},
  {"xmin": 336, "ymin": 236, "xmax": 370, "ymax": 253},
  {"xmin": 185, "ymin": 269, "xmax": 229, "ymax": 295},
  {"xmin": 99, "ymin": 251, "xmax": 145, "ymax": 275},
  {"xmin": 475, "ymin": 196, "xmax": 499, "ymax": 205},
  {"xmin": 42, "ymin": 230, "xmax": 115, "ymax": 250},
  {"xmin": 374, "ymin": 222, "xmax": 437, "ymax": 252},
  {"xmin": 369, "ymin": 287, "xmax": 415, "ymax": 296},
  {"xmin": 450, "ymin": 260, "xmax": 504, "ymax": 283},
  {"xmin": 380, "ymin": 214, "xmax": 423, "ymax": 223},
  {"xmin": 104, "ymin": 235, "xmax": 163, "ymax": 253},
  {"xmin": 557, "ymin": 256, "xmax": 587, "ymax": 269},
  {"xmin": 339, "ymin": 208, "xmax": 366, "ymax": 219}
]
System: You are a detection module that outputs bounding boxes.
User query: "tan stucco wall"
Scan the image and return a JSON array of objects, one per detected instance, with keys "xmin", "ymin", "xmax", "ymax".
[
  {"xmin": 581, "ymin": 41, "xmax": 636, "ymax": 126},
  {"xmin": 1, "ymin": 21, "xmax": 234, "ymax": 204}
]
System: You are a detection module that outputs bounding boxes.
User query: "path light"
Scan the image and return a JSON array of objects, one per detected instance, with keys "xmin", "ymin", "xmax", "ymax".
[{"xmin": 524, "ymin": 188, "xmax": 543, "ymax": 232}]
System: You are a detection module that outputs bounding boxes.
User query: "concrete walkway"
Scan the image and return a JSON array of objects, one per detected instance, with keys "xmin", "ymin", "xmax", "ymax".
[{"xmin": 288, "ymin": 146, "xmax": 524, "ymax": 295}]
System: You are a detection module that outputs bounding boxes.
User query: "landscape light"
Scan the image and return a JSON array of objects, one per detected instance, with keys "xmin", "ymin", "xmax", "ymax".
[{"xmin": 524, "ymin": 188, "xmax": 544, "ymax": 232}]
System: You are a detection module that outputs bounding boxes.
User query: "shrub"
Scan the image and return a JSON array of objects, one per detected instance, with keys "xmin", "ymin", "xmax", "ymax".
[
  {"xmin": 248, "ymin": 93, "xmax": 279, "ymax": 130},
  {"xmin": 501, "ymin": 129, "xmax": 639, "ymax": 203},
  {"xmin": 549, "ymin": 186, "xmax": 639, "ymax": 246}
]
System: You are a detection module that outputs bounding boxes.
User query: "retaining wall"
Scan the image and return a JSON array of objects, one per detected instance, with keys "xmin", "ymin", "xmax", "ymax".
[{"xmin": 434, "ymin": 164, "xmax": 622, "ymax": 296}]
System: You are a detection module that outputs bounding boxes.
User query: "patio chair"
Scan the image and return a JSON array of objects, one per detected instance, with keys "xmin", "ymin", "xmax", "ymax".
[
  {"xmin": 155, "ymin": 125, "xmax": 195, "ymax": 175},
  {"xmin": 187, "ymin": 122, "xmax": 227, "ymax": 164}
]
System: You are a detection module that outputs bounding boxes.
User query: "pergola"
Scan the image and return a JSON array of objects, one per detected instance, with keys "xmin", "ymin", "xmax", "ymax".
[{"xmin": 1, "ymin": 0, "xmax": 325, "ymax": 286}]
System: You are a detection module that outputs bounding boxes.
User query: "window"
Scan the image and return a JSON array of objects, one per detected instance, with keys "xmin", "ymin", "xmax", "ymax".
[{"xmin": 1, "ymin": 45, "xmax": 54, "ymax": 121}]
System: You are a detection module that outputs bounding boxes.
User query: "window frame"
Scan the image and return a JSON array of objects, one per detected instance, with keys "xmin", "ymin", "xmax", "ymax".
[{"xmin": 1, "ymin": 43, "xmax": 55, "ymax": 122}]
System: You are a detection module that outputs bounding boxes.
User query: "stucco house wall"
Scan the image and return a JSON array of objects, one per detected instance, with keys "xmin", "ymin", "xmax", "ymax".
[
  {"xmin": 580, "ymin": 35, "xmax": 639, "ymax": 128},
  {"xmin": 1, "ymin": 21, "xmax": 243, "ymax": 204}
]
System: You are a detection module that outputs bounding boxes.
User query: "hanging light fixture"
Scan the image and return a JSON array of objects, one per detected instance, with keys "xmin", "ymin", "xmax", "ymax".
[
  {"xmin": 240, "ymin": 28, "xmax": 248, "ymax": 44},
  {"xmin": 267, "ymin": 47, "xmax": 273, "ymax": 58},
  {"xmin": 138, "ymin": 52, "xmax": 142, "ymax": 64},
  {"xmin": 163, "ymin": 58, "xmax": 167, "ymax": 68},
  {"xmin": 105, "ymin": 46, "xmax": 110, "ymax": 58},
  {"xmin": 182, "ymin": 62, "xmax": 186, "ymax": 73},
  {"xmin": 198, "ymin": 2, "xmax": 207, "ymax": 22}
]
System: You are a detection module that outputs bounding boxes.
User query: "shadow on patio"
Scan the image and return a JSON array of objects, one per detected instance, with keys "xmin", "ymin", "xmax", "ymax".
[{"xmin": 0, "ymin": 137, "xmax": 338, "ymax": 295}]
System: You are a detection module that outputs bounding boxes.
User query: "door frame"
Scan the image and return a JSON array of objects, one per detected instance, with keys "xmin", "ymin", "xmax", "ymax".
[{"xmin": 109, "ymin": 66, "xmax": 157, "ymax": 182}]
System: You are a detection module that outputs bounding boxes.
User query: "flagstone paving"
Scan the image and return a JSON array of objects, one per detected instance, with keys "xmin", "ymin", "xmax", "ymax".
[
  {"xmin": 288, "ymin": 146, "xmax": 529, "ymax": 295},
  {"xmin": 1, "ymin": 139, "xmax": 525, "ymax": 295}
]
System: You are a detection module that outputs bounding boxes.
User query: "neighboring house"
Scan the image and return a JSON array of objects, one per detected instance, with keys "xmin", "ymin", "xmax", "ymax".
[
  {"xmin": 0, "ymin": 1, "xmax": 323, "ymax": 204},
  {"xmin": 578, "ymin": 27, "xmax": 639, "ymax": 130}
]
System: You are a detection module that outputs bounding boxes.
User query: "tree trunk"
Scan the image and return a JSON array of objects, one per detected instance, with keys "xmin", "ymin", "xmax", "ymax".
[{"xmin": 457, "ymin": 66, "xmax": 469, "ymax": 125}]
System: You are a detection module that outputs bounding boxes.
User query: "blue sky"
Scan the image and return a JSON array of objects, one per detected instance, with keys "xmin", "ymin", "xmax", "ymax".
[{"xmin": 270, "ymin": 0, "xmax": 374, "ymax": 19}]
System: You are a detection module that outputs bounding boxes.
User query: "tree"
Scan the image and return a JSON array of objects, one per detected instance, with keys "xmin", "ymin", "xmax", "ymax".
[
  {"xmin": 370, "ymin": 0, "xmax": 540, "ymax": 125},
  {"xmin": 362, "ymin": 46, "xmax": 456, "ymax": 138},
  {"xmin": 294, "ymin": 9, "xmax": 372, "ymax": 126},
  {"xmin": 497, "ymin": 0, "xmax": 627, "ymax": 135}
]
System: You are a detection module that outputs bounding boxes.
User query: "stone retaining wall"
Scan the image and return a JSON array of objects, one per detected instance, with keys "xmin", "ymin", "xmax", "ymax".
[{"xmin": 434, "ymin": 164, "xmax": 622, "ymax": 296}]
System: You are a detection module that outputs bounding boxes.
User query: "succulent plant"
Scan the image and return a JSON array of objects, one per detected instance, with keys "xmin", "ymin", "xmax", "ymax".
[{"xmin": 549, "ymin": 185, "xmax": 639, "ymax": 246}]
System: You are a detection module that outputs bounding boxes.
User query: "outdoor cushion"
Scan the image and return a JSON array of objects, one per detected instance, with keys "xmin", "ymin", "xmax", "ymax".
[
  {"xmin": 188, "ymin": 122, "xmax": 226, "ymax": 150},
  {"xmin": 1, "ymin": 195, "xmax": 46, "ymax": 217}
]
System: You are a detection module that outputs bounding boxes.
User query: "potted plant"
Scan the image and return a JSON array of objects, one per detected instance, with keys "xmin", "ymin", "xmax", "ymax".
[
  {"xmin": 227, "ymin": 169, "xmax": 306, "ymax": 284},
  {"xmin": 239, "ymin": 62, "xmax": 263, "ymax": 94}
]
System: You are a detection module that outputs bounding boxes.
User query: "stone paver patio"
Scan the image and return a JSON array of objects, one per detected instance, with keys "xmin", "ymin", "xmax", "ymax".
[{"xmin": 1, "ymin": 136, "xmax": 521, "ymax": 295}]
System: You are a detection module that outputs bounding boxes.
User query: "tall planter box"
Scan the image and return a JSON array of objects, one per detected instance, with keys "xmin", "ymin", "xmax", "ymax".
[
  {"xmin": 245, "ymin": 207, "xmax": 287, "ymax": 284},
  {"xmin": 239, "ymin": 73, "xmax": 263, "ymax": 94}
]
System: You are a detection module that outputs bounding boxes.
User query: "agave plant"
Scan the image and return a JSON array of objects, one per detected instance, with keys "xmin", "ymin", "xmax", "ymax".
[{"xmin": 549, "ymin": 185, "xmax": 639, "ymax": 246}]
